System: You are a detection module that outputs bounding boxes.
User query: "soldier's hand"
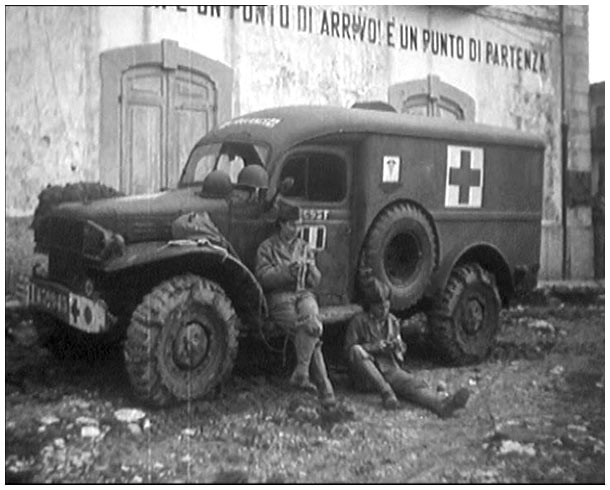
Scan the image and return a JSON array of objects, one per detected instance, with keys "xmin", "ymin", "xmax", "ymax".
[
  {"xmin": 289, "ymin": 262, "xmax": 300, "ymax": 278},
  {"xmin": 372, "ymin": 340, "xmax": 390, "ymax": 352},
  {"xmin": 390, "ymin": 338, "xmax": 404, "ymax": 350}
]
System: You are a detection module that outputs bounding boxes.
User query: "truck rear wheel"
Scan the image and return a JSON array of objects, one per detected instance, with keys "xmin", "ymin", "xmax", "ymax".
[
  {"xmin": 124, "ymin": 274, "xmax": 238, "ymax": 406},
  {"xmin": 361, "ymin": 202, "xmax": 437, "ymax": 311},
  {"xmin": 427, "ymin": 263, "xmax": 501, "ymax": 364}
]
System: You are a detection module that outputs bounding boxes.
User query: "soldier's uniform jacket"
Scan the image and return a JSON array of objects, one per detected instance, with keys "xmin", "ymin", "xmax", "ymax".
[
  {"xmin": 255, "ymin": 232, "xmax": 323, "ymax": 336},
  {"xmin": 255, "ymin": 233, "xmax": 320, "ymax": 293},
  {"xmin": 345, "ymin": 311, "xmax": 407, "ymax": 374}
]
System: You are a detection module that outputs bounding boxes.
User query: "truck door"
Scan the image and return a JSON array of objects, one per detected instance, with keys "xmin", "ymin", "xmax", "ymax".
[{"xmin": 276, "ymin": 147, "xmax": 352, "ymax": 306}]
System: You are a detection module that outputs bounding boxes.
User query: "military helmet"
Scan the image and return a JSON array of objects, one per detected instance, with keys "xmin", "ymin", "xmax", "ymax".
[
  {"xmin": 201, "ymin": 170, "xmax": 232, "ymax": 197},
  {"xmin": 237, "ymin": 165, "xmax": 269, "ymax": 189}
]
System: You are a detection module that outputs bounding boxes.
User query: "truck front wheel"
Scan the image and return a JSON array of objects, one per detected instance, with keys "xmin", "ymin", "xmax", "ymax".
[
  {"xmin": 124, "ymin": 274, "xmax": 238, "ymax": 406},
  {"xmin": 427, "ymin": 263, "xmax": 501, "ymax": 365}
]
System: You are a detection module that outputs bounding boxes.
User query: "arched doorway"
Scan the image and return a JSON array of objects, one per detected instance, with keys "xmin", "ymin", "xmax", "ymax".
[
  {"xmin": 388, "ymin": 75, "xmax": 475, "ymax": 121},
  {"xmin": 100, "ymin": 39, "xmax": 233, "ymax": 194}
]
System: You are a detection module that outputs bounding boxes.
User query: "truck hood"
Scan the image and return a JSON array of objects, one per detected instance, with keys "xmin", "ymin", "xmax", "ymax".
[{"xmin": 50, "ymin": 188, "xmax": 229, "ymax": 243}]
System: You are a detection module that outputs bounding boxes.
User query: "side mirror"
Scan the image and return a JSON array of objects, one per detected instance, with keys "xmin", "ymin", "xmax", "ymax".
[
  {"xmin": 279, "ymin": 177, "xmax": 294, "ymax": 195},
  {"xmin": 264, "ymin": 177, "xmax": 294, "ymax": 212}
]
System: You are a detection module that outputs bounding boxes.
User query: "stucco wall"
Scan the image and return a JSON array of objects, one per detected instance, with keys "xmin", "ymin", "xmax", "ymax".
[
  {"xmin": 4, "ymin": 5, "xmax": 593, "ymax": 279},
  {"xmin": 5, "ymin": 6, "xmax": 101, "ymax": 216},
  {"xmin": 106, "ymin": 5, "xmax": 567, "ymax": 262}
]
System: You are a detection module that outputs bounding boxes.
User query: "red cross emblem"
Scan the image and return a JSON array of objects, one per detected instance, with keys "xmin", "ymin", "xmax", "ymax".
[{"xmin": 445, "ymin": 146, "xmax": 484, "ymax": 208}]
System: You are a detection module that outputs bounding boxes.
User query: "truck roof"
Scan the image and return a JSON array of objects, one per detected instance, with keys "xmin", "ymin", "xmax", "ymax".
[{"xmin": 199, "ymin": 105, "xmax": 546, "ymax": 159}]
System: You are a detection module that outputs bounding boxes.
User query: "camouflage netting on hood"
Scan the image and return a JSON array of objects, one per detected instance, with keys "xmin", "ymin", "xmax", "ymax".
[{"xmin": 31, "ymin": 182, "xmax": 124, "ymax": 230}]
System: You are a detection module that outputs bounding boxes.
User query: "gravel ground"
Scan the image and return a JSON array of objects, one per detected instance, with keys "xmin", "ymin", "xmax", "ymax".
[{"xmin": 5, "ymin": 296, "xmax": 605, "ymax": 483}]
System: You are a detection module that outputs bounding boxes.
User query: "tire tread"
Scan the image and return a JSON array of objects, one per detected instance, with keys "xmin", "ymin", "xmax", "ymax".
[{"xmin": 124, "ymin": 274, "xmax": 238, "ymax": 407}]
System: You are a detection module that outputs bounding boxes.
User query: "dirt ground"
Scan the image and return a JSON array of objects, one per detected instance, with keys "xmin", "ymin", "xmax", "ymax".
[{"xmin": 5, "ymin": 294, "xmax": 605, "ymax": 484}]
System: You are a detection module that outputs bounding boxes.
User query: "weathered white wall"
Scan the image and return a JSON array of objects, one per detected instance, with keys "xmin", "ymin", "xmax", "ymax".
[
  {"xmin": 4, "ymin": 5, "xmax": 592, "ymax": 279},
  {"xmin": 5, "ymin": 6, "xmax": 101, "ymax": 216}
]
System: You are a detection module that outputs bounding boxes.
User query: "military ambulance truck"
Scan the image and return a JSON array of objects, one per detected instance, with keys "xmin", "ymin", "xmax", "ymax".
[{"xmin": 28, "ymin": 105, "xmax": 544, "ymax": 406}]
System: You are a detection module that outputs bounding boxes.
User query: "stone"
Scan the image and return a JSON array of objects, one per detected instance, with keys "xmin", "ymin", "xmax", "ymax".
[
  {"xmin": 181, "ymin": 428, "xmax": 197, "ymax": 437},
  {"xmin": 81, "ymin": 426, "xmax": 101, "ymax": 438},
  {"xmin": 527, "ymin": 319, "xmax": 555, "ymax": 334},
  {"xmin": 70, "ymin": 398, "xmax": 91, "ymax": 409},
  {"xmin": 550, "ymin": 365, "xmax": 565, "ymax": 376},
  {"xmin": 498, "ymin": 439, "xmax": 536, "ymax": 456},
  {"xmin": 127, "ymin": 423, "xmax": 142, "ymax": 436},
  {"xmin": 40, "ymin": 415, "xmax": 60, "ymax": 426},
  {"xmin": 567, "ymin": 424, "xmax": 587, "ymax": 433},
  {"xmin": 76, "ymin": 416, "xmax": 98, "ymax": 426},
  {"xmin": 114, "ymin": 408, "xmax": 146, "ymax": 423}
]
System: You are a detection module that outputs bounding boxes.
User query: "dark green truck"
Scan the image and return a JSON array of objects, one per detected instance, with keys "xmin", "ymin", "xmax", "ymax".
[{"xmin": 28, "ymin": 105, "xmax": 544, "ymax": 406}]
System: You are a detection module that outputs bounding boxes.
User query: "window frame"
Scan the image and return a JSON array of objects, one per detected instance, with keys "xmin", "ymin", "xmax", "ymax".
[{"xmin": 275, "ymin": 147, "xmax": 350, "ymax": 206}]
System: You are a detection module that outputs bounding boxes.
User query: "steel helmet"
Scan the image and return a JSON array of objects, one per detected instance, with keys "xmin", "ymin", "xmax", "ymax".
[
  {"xmin": 237, "ymin": 165, "xmax": 269, "ymax": 189},
  {"xmin": 201, "ymin": 170, "xmax": 232, "ymax": 197}
]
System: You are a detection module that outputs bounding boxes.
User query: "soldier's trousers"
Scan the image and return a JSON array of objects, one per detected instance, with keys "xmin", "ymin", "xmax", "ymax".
[
  {"xmin": 267, "ymin": 290, "xmax": 323, "ymax": 338},
  {"xmin": 347, "ymin": 345, "xmax": 430, "ymax": 401},
  {"xmin": 267, "ymin": 290, "xmax": 334, "ymax": 398}
]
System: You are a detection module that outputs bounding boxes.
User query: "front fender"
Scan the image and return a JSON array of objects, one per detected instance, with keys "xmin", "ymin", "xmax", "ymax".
[
  {"xmin": 104, "ymin": 239, "xmax": 267, "ymax": 322},
  {"xmin": 426, "ymin": 241, "xmax": 513, "ymax": 304}
]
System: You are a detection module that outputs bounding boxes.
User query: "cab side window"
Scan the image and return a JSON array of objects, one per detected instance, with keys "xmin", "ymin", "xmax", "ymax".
[{"xmin": 281, "ymin": 153, "xmax": 346, "ymax": 202}]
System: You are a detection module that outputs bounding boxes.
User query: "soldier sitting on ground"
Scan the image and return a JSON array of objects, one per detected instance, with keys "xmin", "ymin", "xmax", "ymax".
[
  {"xmin": 345, "ymin": 276, "xmax": 470, "ymax": 417},
  {"xmin": 255, "ymin": 200, "xmax": 337, "ymax": 408}
]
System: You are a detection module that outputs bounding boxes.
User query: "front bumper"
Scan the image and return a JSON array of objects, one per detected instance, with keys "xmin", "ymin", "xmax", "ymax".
[{"xmin": 26, "ymin": 277, "xmax": 112, "ymax": 334}]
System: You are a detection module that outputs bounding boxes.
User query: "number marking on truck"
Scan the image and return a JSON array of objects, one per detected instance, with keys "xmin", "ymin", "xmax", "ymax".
[{"xmin": 301, "ymin": 208, "xmax": 329, "ymax": 221}]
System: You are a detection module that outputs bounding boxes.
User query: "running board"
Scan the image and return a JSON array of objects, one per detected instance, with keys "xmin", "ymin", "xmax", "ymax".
[{"xmin": 319, "ymin": 304, "xmax": 363, "ymax": 325}]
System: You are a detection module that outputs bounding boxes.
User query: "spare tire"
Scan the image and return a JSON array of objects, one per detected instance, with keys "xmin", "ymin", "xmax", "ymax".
[
  {"xmin": 360, "ymin": 202, "xmax": 437, "ymax": 311},
  {"xmin": 32, "ymin": 182, "xmax": 124, "ymax": 230}
]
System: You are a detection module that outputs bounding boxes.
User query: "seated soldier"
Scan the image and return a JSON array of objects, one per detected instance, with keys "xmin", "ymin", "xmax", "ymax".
[
  {"xmin": 345, "ymin": 277, "xmax": 470, "ymax": 417},
  {"xmin": 255, "ymin": 200, "xmax": 336, "ymax": 408}
]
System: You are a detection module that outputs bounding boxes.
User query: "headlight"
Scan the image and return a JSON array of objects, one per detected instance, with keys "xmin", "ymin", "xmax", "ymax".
[
  {"xmin": 82, "ymin": 221, "xmax": 125, "ymax": 261},
  {"xmin": 82, "ymin": 221, "xmax": 107, "ymax": 258},
  {"xmin": 100, "ymin": 233, "xmax": 126, "ymax": 261}
]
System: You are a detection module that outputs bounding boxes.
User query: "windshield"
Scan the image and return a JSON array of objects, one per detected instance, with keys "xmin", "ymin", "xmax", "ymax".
[{"xmin": 179, "ymin": 141, "xmax": 270, "ymax": 187}]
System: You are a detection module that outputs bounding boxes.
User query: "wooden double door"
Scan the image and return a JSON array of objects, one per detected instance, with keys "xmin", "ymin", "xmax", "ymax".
[{"xmin": 100, "ymin": 39, "xmax": 233, "ymax": 195}]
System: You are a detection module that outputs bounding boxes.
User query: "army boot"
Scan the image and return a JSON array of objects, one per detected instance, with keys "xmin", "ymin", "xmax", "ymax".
[
  {"xmin": 349, "ymin": 347, "xmax": 398, "ymax": 409},
  {"xmin": 289, "ymin": 329, "xmax": 318, "ymax": 393},
  {"xmin": 359, "ymin": 358, "xmax": 398, "ymax": 409},
  {"xmin": 381, "ymin": 389, "xmax": 399, "ymax": 410},
  {"xmin": 410, "ymin": 387, "xmax": 471, "ymax": 419},
  {"xmin": 310, "ymin": 345, "xmax": 337, "ymax": 408}
]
